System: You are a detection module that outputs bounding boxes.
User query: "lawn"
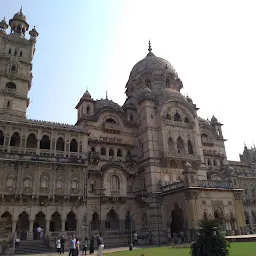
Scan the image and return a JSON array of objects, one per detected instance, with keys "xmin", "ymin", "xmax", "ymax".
[{"xmin": 109, "ymin": 242, "xmax": 256, "ymax": 256}]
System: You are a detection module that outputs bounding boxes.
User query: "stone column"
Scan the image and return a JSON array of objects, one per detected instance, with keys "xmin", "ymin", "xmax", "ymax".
[
  {"xmin": 28, "ymin": 217, "xmax": 35, "ymax": 240},
  {"xmin": 234, "ymin": 191, "xmax": 246, "ymax": 235},
  {"xmin": 12, "ymin": 219, "xmax": 17, "ymax": 234},
  {"xmin": 45, "ymin": 219, "xmax": 50, "ymax": 238},
  {"xmin": 61, "ymin": 219, "xmax": 66, "ymax": 232}
]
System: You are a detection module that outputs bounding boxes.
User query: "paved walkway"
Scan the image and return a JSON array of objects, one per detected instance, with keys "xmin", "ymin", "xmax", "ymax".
[{"xmin": 27, "ymin": 247, "xmax": 138, "ymax": 256}]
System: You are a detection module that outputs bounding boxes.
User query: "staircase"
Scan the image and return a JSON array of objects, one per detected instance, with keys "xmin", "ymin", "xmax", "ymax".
[{"xmin": 15, "ymin": 240, "xmax": 53, "ymax": 255}]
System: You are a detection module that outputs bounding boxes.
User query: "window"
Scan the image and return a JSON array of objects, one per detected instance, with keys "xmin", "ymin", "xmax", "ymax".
[
  {"xmin": 106, "ymin": 118, "xmax": 116, "ymax": 124},
  {"xmin": 117, "ymin": 149, "xmax": 122, "ymax": 157},
  {"xmin": 10, "ymin": 132, "xmax": 20, "ymax": 147},
  {"xmin": 166, "ymin": 113, "xmax": 171, "ymax": 120},
  {"xmin": 56, "ymin": 137, "xmax": 65, "ymax": 151},
  {"xmin": 109, "ymin": 148, "xmax": 114, "ymax": 156},
  {"xmin": 8, "ymin": 48, "xmax": 12, "ymax": 54},
  {"xmin": 23, "ymin": 178, "xmax": 32, "ymax": 188},
  {"xmin": 110, "ymin": 175, "xmax": 120, "ymax": 191},
  {"xmin": 71, "ymin": 179, "xmax": 78, "ymax": 189},
  {"xmin": 166, "ymin": 78, "xmax": 171, "ymax": 88},
  {"xmin": 129, "ymin": 114, "xmax": 133, "ymax": 122},
  {"xmin": 6, "ymin": 176, "xmax": 15, "ymax": 187},
  {"xmin": 86, "ymin": 106, "xmax": 90, "ymax": 114},
  {"xmin": 177, "ymin": 137, "xmax": 185, "ymax": 153},
  {"xmin": 20, "ymin": 51, "xmax": 23, "ymax": 57},
  {"xmin": 90, "ymin": 180, "xmax": 95, "ymax": 192},
  {"xmin": 7, "ymin": 101, "xmax": 10, "ymax": 108},
  {"xmin": 174, "ymin": 112, "xmax": 181, "ymax": 121},
  {"xmin": 145, "ymin": 78, "xmax": 151, "ymax": 89},
  {"xmin": 11, "ymin": 65, "xmax": 16, "ymax": 72},
  {"xmin": 91, "ymin": 147, "xmax": 95, "ymax": 152},
  {"xmin": 56, "ymin": 178, "xmax": 63, "ymax": 189},
  {"xmin": 100, "ymin": 147, "xmax": 106, "ymax": 155},
  {"xmin": 40, "ymin": 177, "xmax": 48, "ymax": 188},
  {"xmin": 184, "ymin": 117, "xmax": 189, "ymax": 123},
  {"xmin": 188, "ymin": 140, "xmax": 193, "ymax": 154},
  {"xmin": 168, "ymin": 137, "xmax": 175, "ymax": 151},
  {"xmin": 6, "ymin": 82, "xmax": 16, "ymax": 90},
  {"xmin": 40, "ymin": 135, "xmax": 51, "ymax": 150},
  {"xmin": 14, "ymin": 49, "xmax": 17, "ymax": 56},
  {"xmin": 70, "ymin": 139, "xmax": 78, "ymax": 152}
]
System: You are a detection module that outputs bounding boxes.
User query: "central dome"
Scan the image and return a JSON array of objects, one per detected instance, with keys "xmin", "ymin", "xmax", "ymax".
[{"xmin": 130, "ymin": 51, "xmax": 177, "ymax": 79}]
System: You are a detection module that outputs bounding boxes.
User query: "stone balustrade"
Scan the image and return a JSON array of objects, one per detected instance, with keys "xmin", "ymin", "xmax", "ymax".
[{"xmin": 160, "ymin": 150, "xmax": 201, "ymax": 160}]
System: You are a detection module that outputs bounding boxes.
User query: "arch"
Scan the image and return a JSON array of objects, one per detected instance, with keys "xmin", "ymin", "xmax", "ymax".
[
  {"xmin": 109, "ymin": 148, "xmax": 114, "ymax": 157},
  {"xmin": 26, "ymin": 133, "xmax": 37, "ymax": 148},
  {"xmin": 7, "ymin": 101, "xmax": 10, "ymax": 108},
  {"xmin": 70, "ymin": 139, "xmax": 78, "ymax": 152},
  {"xmin": 23, "ymin": 177, "xmax": 32, "ymax": 188},
  {"xmin": 14, "ymin": 49, "xmax": 17, "ymax": 55},
  {"xmin": 168, "ymin": 137, "xmax": 175, "ymax": 151},
  {"xmin": 16, "ymin": 212, "xmax": 29, "ymax": 240},
  {"xmin": 20, "ymin": 50, "xmax": 23, "ymax": 57},
  {"xmin": 33, "ymin": 212, "xmax": 46, "ymax": 240},
  {"xmin": 10, "ymin": 64, "xmax": 16, "ymax": 72},
  {"xmin": 10, "ymin": 132, "xmax": 20, "ymax": 147},
  {"xmin": 100, "ymin": 147, "xmax": 106, "ymax": 155},
  {"xmin": 40, "ymin": 175, "xmax": 49, "ymax": 188},
  {"xmin": 65, "ymin": 211, "xmax": 77, "ymax": 231},
  {"xmin": 8, "ymin": 48, "xmax": 11, "ymax": 54},
  {"xmin": 70, "ymin": 178, "xmax": 79, "ymax": 189},
  {"xmin": 214, "ymin": 208, "xmax": 223, "ymax": 219},
  {"xmin": 56, "ymin": 137, "xmax": 65, "ymax": 151},
  {"xmin": 90, "ymin": 179, "xmax": 96, "ymax": 192},
  {"xmin": 166, "ymin": 78, "xmax": 171, "ymax": 88},
  {"xmin": 6, "ymin": 175, "xmax": 16, "ymax": 187},
  {"xmin": 6, "ymin": 82, "xmax": 16, "ymax": 90},
  {"xmin": 117, "ymin": 149, "xmax": 122, "ymax": 157},
  {"xmin": 86, "ymin": 105, "xmax": 90, "ymax": 115},
  {"xmin": 213, "ymin": 159, "xmax": 217, "ymax": 166},
  {"xmin": 184, "ymin": 117, "xmax": 189, "ymax": 123},
  {"xmin": 56, "ymin": 177, "xmax": 63, "ymax": 189},
  {"xmin": 170, "ymin": 203, "xmax": 184, "ymax": 236},
  {"xmin": 177, "ymin": 137, "xmax": 185, "ymax": 153},
  {"xmin": 166, "ymin": 113, "xmax": 171, "ymax": 120},
  {"xmin": 50, "ymin": 211, "xmax": 61, "ymax": 232},
  {"xmin": 129, "ymin": 114, "xmax": 133, "ymax": 122},
  {"xmin": 105, "ymin": 209, "xmax": 119, "ymax": 230},
  {"xmin": 0, "ymin": 130, "xmax": 4, "ymax": 145},
  {"xmin": 110, "ymin": 174, "xmax": 120, "ymax": 191},
  {"xmin": 40, "ymin": 135, "xmax": 50, "ymax": 150},
  {"xmin": 187, "ymin": 140, "xmax": 193, "ymax": 154},
  {"xmin": 1, "ymin": 211, "xmax": 12, "ymax": 236},
  {"xmin": 174, "ymin": 112, "xmax": 181, "ymax": 122},
  {"xmin": 91, "ymin": 212, "xmax": 99, "ymax": 231}
]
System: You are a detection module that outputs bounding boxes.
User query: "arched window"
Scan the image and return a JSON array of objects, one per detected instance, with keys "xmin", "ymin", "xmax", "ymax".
[
  {"xmin": 8, "ymin": 48, "xmax": 11, "ymax": 54},
  {"xmin": 6, "ymin": 82, "xmax": 16, "ymax": 90},
  {"xmin": 213, "ymin": 159, "xmax": 217, "ymax": 166},
  {"xmin": 166, "ymin": 78, "xmax": 171, "ymax": 88},
  {"xmin": 90, "ymin": 179, "xmax": 95, "ymax": 192},
  {"xmin": 40, "ymin": 176, "xmax": 49, "ymax": 188},
  {"xmin": 0, "ymin": 130, "xmax": 4, "ymax": 145},
  {"xmin": 6, "ymin": 176, "xmax": 15, "ymax": 187},
  {"xmin": 11, "ymin": 65, "xmax": 16, "ymax": 72},
  {"xmin": 208, "ymin": 159, "xmax": 211, "ymax": 166},
  {"xmin": 86, "ymin": 106, "xmax": 90, "ymax": 114},
  {"xmin": 145, "ymin": 78, "xmax": 151, "ymax": 89},
  {"xmin": 174, "ymin": 112, "xmax": 181, "ymax": 121},
  {"xmin": 166, "ymin": 113, "xmax": 171, "ymax": 120},
  {"xmin": 117, "ymin": 149, "xmax": 122, "ymax": 157},
  {"xmin": 56, "ymin": 137, "xmax": 65, "ymax": 151},
  {"xmin": 40, "ymin": 135, "xmax": 50, "ymax": 150},
  {"xmin": 7, "ymin": 101, "xmax": 10, "ymax": 108},
  {"xmin": 184, "ymin": 117, "xmax": 189, "ymax": 123},
  {"xmin": 106, "ymin": 118, "xmax": 116, "ymax": 124},
  {"xmin": 14, "ymin": 49, "xmax": 17, "ymax": 56},
  {"xmin": 109, "ymin": 148, "xmax": 114, "ymax": 156},
  {"xmin": 20, "ymin": 51, "xmax": 23, "ymax": 57},
  {"xmin": 177, "ymin": 137, "xmax": 185, "ymax": 153},
  {"xmin": 70, "ymin": 139, "xmax": 78, "ymax": 152},
  {"xmin": 10, "ymin": 132, "xmax": 20, "ymax": 147},
  {"xmin": 26, "ymin": 133, "xmax": 37, "ymax": 148},
  {"xmin": 129, "ymin": 114, "xmax": 133, "ymax": 122},
  {"xmin": 188, "ymin": 140, "xmax": 193, "ymax": 154},
  {"xmin": 23, "ymin": 177, "xmax": 32, "ymax": 188},
  {"xmin": 56, "ymin": 178, "xmax": 63, "ymax": 189},
  {"xmin": 110, "ymin": 175, "xmax": 120, "ymax": 191},
  {"xmin": 71, "ymin": 178, "xmax": 79, "ymax": 189},
  {"xmin": 100, "ymin": 147, "xmax": 106, "ymax": 155}
]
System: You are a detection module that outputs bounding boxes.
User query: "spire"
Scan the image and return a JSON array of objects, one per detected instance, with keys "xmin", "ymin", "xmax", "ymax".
[
  {"xmin": 148, "ymin": 40, "xmax": 152, "ymax": 52},
  {"xmin": 106, "ymin": 90, "xmax": 108, "ymax": 100},
  {"xmin": 20, "ymin": 6, "xmax": 23, "ymax": 12}
]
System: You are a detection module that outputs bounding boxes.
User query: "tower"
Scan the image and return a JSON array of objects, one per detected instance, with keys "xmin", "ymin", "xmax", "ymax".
[{"xmin": 0, "ymin": 8, "xmax": 38, "ymax": 119}]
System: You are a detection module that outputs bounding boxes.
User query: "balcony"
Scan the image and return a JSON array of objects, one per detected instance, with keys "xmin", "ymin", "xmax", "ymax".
[
  {"xmin": 104, "ymin": 122, "xmax": 121, "ymax": 133},
  {"xmin": 161, "ymin": 150, "xmax": 201, "ymax": 160},
  {"xmin": 161, "ymin": 182, "xmax": 184, "ymax": 192},
  {"xmin": 88, "ymin": 151, "xmax": 100, "ymax": 165},
  {"xmin": 9, "ymin": 146, "xmax": 20, "ymax": 154}
]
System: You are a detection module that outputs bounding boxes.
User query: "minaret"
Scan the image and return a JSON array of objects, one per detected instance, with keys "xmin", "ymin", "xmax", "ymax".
[{"xmin": 0, "ymin": 8, "xmax": 39, "ymax": 119}]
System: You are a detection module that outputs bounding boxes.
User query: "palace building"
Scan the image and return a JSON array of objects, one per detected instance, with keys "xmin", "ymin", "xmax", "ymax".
[{"xmin": 0, "ymin": 9, "xmax": 254, "ymax": 247}]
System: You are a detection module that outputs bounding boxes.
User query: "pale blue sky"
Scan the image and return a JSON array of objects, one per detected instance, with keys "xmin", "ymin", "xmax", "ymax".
[{"xmin": 2, "ymin": 0, "xmax": 256, "ymax": 161}]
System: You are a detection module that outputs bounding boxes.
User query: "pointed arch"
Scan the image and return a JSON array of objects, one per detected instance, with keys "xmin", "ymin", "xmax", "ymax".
[
  {"xmin": 109, "ymin": 148, "xmax": 114, "ymax": 157},
  {"xmin": 117, "ymin": 148, "xmax": 122, "ymax": 157},
  {"xmin": 168, "ymin": 137, "xmax": 175, "ymax": 151},
  {"xmin": 10, "ymin": 132, "xmax": 20, "ymax": 147},
  {"xmin": 177, "ymin": 136, "xmax": 185, "ymax": 153},
  {"xmin": 0, "ymin": 130, "xmax": 4, "ymax": 145},
  {"xmin": 40, "ymin": 135, "xmax": 50, "ymax": 150},
  {"xmin": 26, "ymin": 133, "xmax": 37, "ymax": 148},
  {"xmin": 50, "ymin": 211, "xmax": 61, "ymax": 232},
  {"xmin": 100, "ymin": 147, "xmax": 106, "ymax": 155},
  {"xmin": 70, "ymin": 139, "xmax": 78, "ymax": 152},
  {"xmin": 105, "ymin": 209, "xmax": 119, "ymax": 230},
  {"xmin": 174, "ymin": 112, "xmax": 181, "ymax": 122},
  {"xmin": 65, "ymin": 211, "xmax": 77, "ymax": 231}
]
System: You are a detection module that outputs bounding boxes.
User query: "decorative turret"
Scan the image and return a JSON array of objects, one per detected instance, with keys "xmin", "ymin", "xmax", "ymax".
[
  {"xmin": 183, "ymin": 161, "xmax": 197, "ymax": 186},
  {"xmin": 0, "ymin": 18, "xmax": 8, "ymax": 35},
  {"xmin": 9, "ymin": 7, "xmax": 29, "ymax": 36},
  {"xmin": 29, "ymin": 26, "xmax": 39, "ymax": 44},
  {"xmin": 210, "ymin": 115, "xmax": 224, "ymax": 138}
]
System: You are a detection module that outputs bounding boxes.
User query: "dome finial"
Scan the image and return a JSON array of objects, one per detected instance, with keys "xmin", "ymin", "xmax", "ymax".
[
  {"xmin": 148, "ymin": 40, "xmax": 152, "ymax": 52},
  {"xmin": 20, "ymin": 6, "xmax": 23, "ymax": 12},
  {"xmin": 106, "ymin": 90, "xmax": 108, "ymax": 100}
]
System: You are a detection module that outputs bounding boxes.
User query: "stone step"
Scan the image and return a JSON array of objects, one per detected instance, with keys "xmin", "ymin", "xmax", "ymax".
[{"xmin": 15, "ymin": 240, "xmax": 53, "ymax": 255}]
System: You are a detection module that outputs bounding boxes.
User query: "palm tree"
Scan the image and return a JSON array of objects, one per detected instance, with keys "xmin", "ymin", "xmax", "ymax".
[{"xmin": 190, "ymin": 219, "xmax": 230, "ymax": 256}]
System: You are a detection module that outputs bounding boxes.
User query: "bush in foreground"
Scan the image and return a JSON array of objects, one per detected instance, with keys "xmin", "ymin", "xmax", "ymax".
[{"xmin": 191, "ymin": 219, "xmax": 229, "ymax": 256}]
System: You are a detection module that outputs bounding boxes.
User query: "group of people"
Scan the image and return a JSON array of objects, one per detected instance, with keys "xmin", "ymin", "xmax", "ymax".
[{"xmin": 56, "ymin": 234, "xmax": 104, "ymax": 256}]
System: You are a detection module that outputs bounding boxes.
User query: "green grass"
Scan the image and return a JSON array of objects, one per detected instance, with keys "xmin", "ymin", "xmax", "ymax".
[{"xmin": 109, "ymin": 242, "xmax": 256, "ymax": 256}]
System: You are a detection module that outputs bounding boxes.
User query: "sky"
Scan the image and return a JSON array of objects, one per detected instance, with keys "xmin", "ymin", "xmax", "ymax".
[{"xmin": 1, "ymin": 0, "xmax": 256, "ymax": 161}]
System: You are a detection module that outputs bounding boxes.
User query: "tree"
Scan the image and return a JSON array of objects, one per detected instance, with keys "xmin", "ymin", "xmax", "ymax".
[{"xmin": 191, "ymin": 219, "xmax": 230, "ymax": 256}]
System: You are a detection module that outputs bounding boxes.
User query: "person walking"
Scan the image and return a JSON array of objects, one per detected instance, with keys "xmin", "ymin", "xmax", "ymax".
[
  {"xmin": 82, "ymin": 237, "xmax": 88, "ymax": 256},
  {"xmin": 75, "ymin": 238, "xmax": 80, "ymax": 256},
  {"xmin": 89, "ymin": 235, "xmax": 94, "ymax": 254},
  {"xmin": 69, "ymin": 236, "xmax": 76, "ymax": 256},
  {"xmin": 96, "ymin": 234, "xmax": 104, "ymax": 256},
  {"xmin": 60, "ymin": 236, "xmax": 65, "ymax": 254},
  {"xmin": 56, "ymin": 237, "xmax": 61, "ymax": 254}
]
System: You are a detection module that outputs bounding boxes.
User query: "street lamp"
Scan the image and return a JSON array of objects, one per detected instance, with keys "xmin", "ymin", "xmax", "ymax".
[
  {"xmin": 128, "ymin": 212, "xmax": 133, "ymax": 251},
  {"xmin": 95, "ymin": 188, "xmax": 106, "ymax": 234}
]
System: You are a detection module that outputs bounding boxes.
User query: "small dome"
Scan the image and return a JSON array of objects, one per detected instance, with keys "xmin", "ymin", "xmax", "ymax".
[
  {"xmin": 13, "ymin": 8, "xmax": 27, "ymax": 22},
  {"xmin": 184, "ymin": 161, "xmax": 192, "ymax": 171},
  {"xmin": 83, "ymin": 90, "xmax": 91, "ymax": 98},
  {"xmin": 211, "ymin": 115, "xmax": 218, "ymax": 123}
]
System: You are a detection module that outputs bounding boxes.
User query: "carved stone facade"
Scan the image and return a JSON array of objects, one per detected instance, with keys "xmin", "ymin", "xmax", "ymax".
[{"xmin": 0, "ymin": 10, "xmax": 250, "ymax": 246}]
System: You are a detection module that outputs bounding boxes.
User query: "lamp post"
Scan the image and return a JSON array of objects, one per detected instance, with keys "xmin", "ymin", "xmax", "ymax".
[
  {"xmin": 95, "ymin": 188, "xmax": 106, "ymax": 234},
  {"xmin": 129, "ymin": 212, "xmax": 133, "ymax": 251}
]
